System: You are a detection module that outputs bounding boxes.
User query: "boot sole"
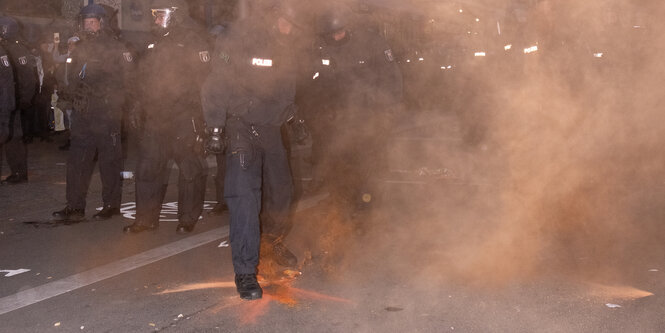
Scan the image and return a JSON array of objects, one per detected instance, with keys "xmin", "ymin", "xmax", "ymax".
[
  {"xmin": 52, "ymin": 216, "xmax": 86, "ymax": 222},
  {"xmin": 239, "ymin": 290, "xmax": 263, "ymax": 300}
]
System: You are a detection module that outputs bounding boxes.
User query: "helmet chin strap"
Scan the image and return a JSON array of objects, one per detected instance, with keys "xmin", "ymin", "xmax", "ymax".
[{"xmin": 81, "ymin": 29, "xmax": 101, "ymax": 41}]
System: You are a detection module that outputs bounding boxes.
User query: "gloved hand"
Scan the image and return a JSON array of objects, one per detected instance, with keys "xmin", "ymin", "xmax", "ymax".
[
  {"xmin": 285, "ymin": 103, "xmax": 309, "ymax": 145},
  {"xmin": 289, "ymin": 118, "xmax": 309, "ymax": 145},
  {"xmin": 204, "ymin": 127, "xmax": 226, "ymax": 154}
]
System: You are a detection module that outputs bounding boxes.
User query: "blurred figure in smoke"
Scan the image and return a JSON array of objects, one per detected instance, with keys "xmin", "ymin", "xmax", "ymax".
[
  {"xmin": 122, "ymin": 0, "xmax": 210, "ymax": 235},
  {"xmin": 0, "ymin": 42, "xmax": 16, "ymax": 172},
  {"xmin": 201, "ymin": 0, "xmax": 301, "ymax": 300},
  {"xmin": 0, "ymin": 16, "xmax": 36, "ymax": 185},
  {"xmin": 51, "ymin": 4, "xmax": 133, "ymax": 222},
  {"xmin": 312, "ymin": 6, "xmax": 403, "ymax": 214},
  {"xmin": 52, "ymin": 36, "xmax": 81, "ymax": 151}
]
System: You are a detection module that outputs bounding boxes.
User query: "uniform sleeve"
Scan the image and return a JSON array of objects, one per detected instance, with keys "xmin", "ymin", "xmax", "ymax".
[
  {"xmin": 119, "ymin": 44, "xmax": 139, "ymax": 107},
  {"xmin": 118, "ymin": 44, "xmax": 136, "ymax": 97},
  {"xmin": 188, "ymin": 31, "xmax": 213, "ymax": 91},
  {"xmin": 0, "ymin": 51, "xmax": 15, "ymax": 140},
  {"xmin": 200, "ymin": 33, "xmax": 235, "ymax": 128},
  {"xmin": 15, "ymin": 48, "xmax": 37, "ymax": 110}
]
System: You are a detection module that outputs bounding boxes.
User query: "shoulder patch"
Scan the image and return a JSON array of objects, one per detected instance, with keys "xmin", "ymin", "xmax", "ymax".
[
  {"xmin": 18, "ymin": 56, "xmax": 28, "ymax": 66},
  {"xmin": 1, "ymin": 55, "xmax": 9, "ymax": 67},
  {"xmin": 384, "ymin": 49, "xmax": 394, "ymax": 62},
  {"xmin": 199, "ymin": 51, "xmax": 210, "ymax": 63},
  {"xmin": 218, "ymin": 51, "xmax": 230, "ymax": 63},
  {"xmin": 123, "ymin": 52, "xmax": 133, "ymax": 63}
]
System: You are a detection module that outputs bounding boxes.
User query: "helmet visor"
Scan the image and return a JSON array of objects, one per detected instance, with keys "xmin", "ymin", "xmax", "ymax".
[{"xmin": 151, "ymin": 8, "xmax": 176, "ymax": 29}]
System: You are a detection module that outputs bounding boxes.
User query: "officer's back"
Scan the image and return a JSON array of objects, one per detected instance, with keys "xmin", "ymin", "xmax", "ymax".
[{"xmin": 208, "ymin": 17, "xmax": 296, "ymax": 127}]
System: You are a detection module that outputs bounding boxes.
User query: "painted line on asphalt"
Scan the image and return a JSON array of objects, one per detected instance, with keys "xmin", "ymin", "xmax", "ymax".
[
  {"xmin": 0, "ymin": 227, "xmax": 228, "ymax": 316},
  {"xmin": 0, "ymin": 193, "xmax": 329, "ymax": 316}
]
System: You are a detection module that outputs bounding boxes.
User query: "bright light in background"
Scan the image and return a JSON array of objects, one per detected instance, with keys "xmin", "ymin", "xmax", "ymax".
[
  {"xmin": 504, "ymin": 44, "xmax": 512, "ymax": 51},
  {"xmin": 593, "ymin": 53, "xmax": 604, "ymax": 58},
  {"xmin": 418, "ymin": 57, "xmax": 424, "ymax": 61},
  {"xmin": 475, "ymin": 52, "xmax": 486, "ymax": 57},
  {"xmin": 476, "ymin": 18, "xmax": 480, "ymax": 22},
  {"xmin": 459, "ymin": 9, "xmax": 463, "ymax": 13}
]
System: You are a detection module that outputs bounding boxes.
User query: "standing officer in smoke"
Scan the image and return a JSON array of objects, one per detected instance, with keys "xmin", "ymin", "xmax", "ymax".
[
  {"xmin": 312, "ymin": 6, "xmax": 403, "ymax": 213},
  {"xmin": 201, "ymin": 0, "xmax": 301, "ymax": 300},
  {"xmin": 0, "ymin": 42, "xmax": 15, "ymax": 160},
  {"xmin": 51, "ymin": 4, "xmax": 132, "ymax": 222},
  {"xmin": 0, "ymin": 16, "xmax": 36, "ymax": 185},
  {"xmin": 122, "ymin": 0, "xmax": 210, "ymax": 234}
]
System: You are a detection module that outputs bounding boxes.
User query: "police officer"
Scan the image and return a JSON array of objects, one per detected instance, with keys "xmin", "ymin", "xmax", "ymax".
[
  {"xmin": 201, "ymin": 1, "xmax": 301, "ymax": 300},
  {"xmin": 0, "ymin": 16, "xmax": 36, "ymax": 185},
  {"xmin": 313, "ymin": 7, "xmax": 403, "ymax": 212},
  {"xmin": 52, "ymin": 4, "xmax": 132, "ymax": 222},
  {"xmin": 0, "ymin": 43, "xmax": 15, "ymax": 157},
  {"xmin": 122, "ymin": 0, "xmax": 210, "ymax": 234}
]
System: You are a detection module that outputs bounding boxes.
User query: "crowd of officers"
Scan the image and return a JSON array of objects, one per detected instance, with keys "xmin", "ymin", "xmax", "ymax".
[{"xmin": 0, "ymin": 0, "xmax": 403, "ymax": 301}]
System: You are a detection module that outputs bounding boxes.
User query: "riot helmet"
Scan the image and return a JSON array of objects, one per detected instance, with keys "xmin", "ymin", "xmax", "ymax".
[
  {"xmin": 276, "ymin": 0, "xmax": 302, "ymax": 28},
  {"xmin": 0, "ymin": 16, "xmax": 20, "ymax": 41},
  {"xmin": 261, "ymin": 0, "xmax": 303, "ymax": 36},
  {"xmin": 78, "ymin": 4, "xmax": 108, "ymax": 38},
  {"xmin": 150, "ymin": 0, "xmax": 187, "ymax": 32},
  {"xmin": 318, "ymin": 7, "xmax": 348, "ymax": 39}
]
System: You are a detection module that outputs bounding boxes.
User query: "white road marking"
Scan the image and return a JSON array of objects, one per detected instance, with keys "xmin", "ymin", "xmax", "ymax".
[
  {"xmin": 1, "ymin": 269, "xmax": 31, "ymax": 277},
  {"xmin": 0, "ymin": 227, "xmax": 229, "ymax": 316},
  {"xmin": 114, "ymin": 201, "xmax": 218, "ymax": 221},
  {"xmin": 0, "ymin": 193, "xmax": 329, "ymax": 316}
]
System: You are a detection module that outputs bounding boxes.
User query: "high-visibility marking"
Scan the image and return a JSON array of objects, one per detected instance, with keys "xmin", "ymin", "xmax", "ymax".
[{"xmin": 251, "ymin": 58, "xmax": 272, "ymax": 67}]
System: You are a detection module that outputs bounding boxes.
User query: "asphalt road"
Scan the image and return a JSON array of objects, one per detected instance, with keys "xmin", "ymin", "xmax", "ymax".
[{"xmin": 1, "ymin": 111, "xmax": 665, "ymax": 332}]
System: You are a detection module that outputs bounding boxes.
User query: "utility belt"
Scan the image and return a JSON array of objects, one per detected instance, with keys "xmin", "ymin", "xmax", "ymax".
[{"xmin": 225, "ymin": 116, "xmax": 282, "ymax": 170}]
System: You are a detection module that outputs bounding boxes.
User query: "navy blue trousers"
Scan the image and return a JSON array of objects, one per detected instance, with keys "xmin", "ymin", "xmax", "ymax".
[{"xmin": 224, "ymin": 120, "xmax": 293, "ymax": 274}]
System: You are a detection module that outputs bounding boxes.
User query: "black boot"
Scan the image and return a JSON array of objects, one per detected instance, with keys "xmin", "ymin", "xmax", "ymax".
[
  {"xmin": 235, "ymin": 274, "xmax": 262, "ymax": 300},
  {"xmin": 2, "ymin": 173, "xmax": 28, "ymax": 185},
  {"xmin": 122, "ymin": 222, "xmax": 158, "ymax": 234},
  {"xmin": 92, "ymin": 206, "xmax": 120, "ymax": 221},
  {"xmin": 175, "ymin": 223, "xmax": 195, "ymax": 234},
  {"xmin": 207, "ymin": 202, "xmax": 228, "ymax": 216},
  {"xmin": 52, "ymin": 206, "xmax": 85, "ymax": 222}
]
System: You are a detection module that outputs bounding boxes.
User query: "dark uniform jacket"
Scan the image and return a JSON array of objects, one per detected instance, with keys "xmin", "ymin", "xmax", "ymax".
[
  {"xmin": 201, "ymin": 20, "xmax": 297, "ymax": 128},
  {"xmin": 135, "ymin": 27, "xmax": 210, "ymax": 133},
  {"xmin": 0, "ymin": 45, "xmax": 15, "ymax": 141},
  {"xmin": 2, "ymin": 40, "xmax": 36, "ymax": 111},
  {"xmin": 63, "ymin": 33, "xmax": 132, "ymax": 127},
  {"xmin": 316, "ymin": 29, "xmax": 403, "ymax": 111}
]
